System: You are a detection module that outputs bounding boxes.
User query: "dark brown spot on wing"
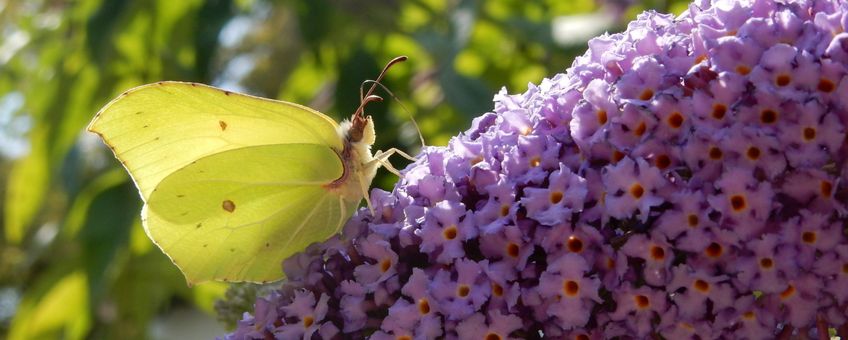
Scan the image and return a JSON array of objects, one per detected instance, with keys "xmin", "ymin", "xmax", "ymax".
[
  {"xmin": 219, "ymin": 121, "xmax": 228, "ymax": 131},
  {"xmin": 223, "ymin": 90, "xmax": 232, "ymax": 96},
  {"xmin": 223, "ymin": 200, "xmax": 236, "ymax": 212},
  {"xmin": 196, "ymin": 223, "xmax": 202, "ymax": 229}
]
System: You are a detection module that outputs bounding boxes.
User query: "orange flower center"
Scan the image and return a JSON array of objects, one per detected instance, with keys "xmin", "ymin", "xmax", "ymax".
[
  {"xmin": 730, "ymin": 195, "xmax": 747, "ymax": 211},
  {"xmin": 821, "ymin": 181, "xmax": 833, "ymax": 197},
  {"xmin": 485, "ymin": 333, "xmax": 502, "ymax": 340},
  {"xmin": 650, "ymin": 246, "xmax": 665, "ymax": 261},
  {"xmin": 634, "ymin": 121, "xmax": 647, "ymax": 136},
  {"xmin": 529, "ymin": 156, "xmax": 541, "ymax": 167},
  {"xmin": 443, "ymin": 226, "xmax": 458, "ymax": 240},
  {"xmin": 818, "ymin": 78, "xmax": 835, "ymax": 92},
  {"xmin": 712, "ymin": 104, "xmax": 727, "ymax": 119},
  {"xmin": 801, "ymin": 231, "xmax": 816, "ymax": 244},
  {"xmin": 457, "ymin": 284, "xmax": 470, "ymax": 297},
  {"xmin": 506, "ymin": 243, "xmax": 520, "ymax": 257},
  {"xmin": 612, "ymin": 150, "xmax": 625, "ymax": 163},
  {"xmin": 563, "ymin": 280, "xmax": 580, "ymax": 296},
  {"xmin": 687, "ymin": 214, "xmax": 699, "ymax": 227},
  {"xmin": 630, "ymin": 183, "xmax": 645, "ymax": 199},
  {"xmin": 597, "ymin": 110, "xmax": 608, "ymax": 125},
  {"xmin": 550, "ymin": 191, "xmax": 564, "ymax": 204},
  {"xmin": 760, "ymin": 109, "xmax": 777, "ymax": 124},
  {"xmin": 803, "ymin": 127, "xmax": 816, "ymax": 141},
  {"xmin": 775, "ymin": 74, "xmax": 791, "ymax": 87},
  {"xmin": 492, "ymin": 283, "xmax": 504, "ymax": 297},
  {"xmin": 380, "ymin": 259, "xmax": 392, "ymax": 273},
  {"xmin": 693, "ymin": 279, "xmax": 710, "ymax": 293},
  {"xmin": 668, "ymin": 112, "xmax": 684, "ymax": 128},
  {"xmin": 705, "ymin": 242, "xmax": 723, "ymax": 258},
  {"xmin": 746, "ymin": 147, "xmax": 761, "ymax": 160},
  {"xmin": 780, "ymin": 284, "xmax": 796, "ymax": 299},
  {"xmin": 708, "ymin": 146, "xmax": 723, "ymax": 160},
  {"xmin": 634, "ymin": 294, "xmax": 650, "ymax": 308},
  {"xmin": 418, "ymin": 298, "xmax": 430, "ymax": 314},
  {"xmin": 655, "ymin": 154, "xmax": 671, "ymax": 169},
  {"xmin": 567, "ymin": 236, "xmax": 584, "ymax": 253},
  {"xmin": 500, "ymin": 204, "xmax": 510, "ymax": 217}
]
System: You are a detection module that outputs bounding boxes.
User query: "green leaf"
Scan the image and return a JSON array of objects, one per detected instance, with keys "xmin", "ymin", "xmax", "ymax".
[
  {"xmin": 4, "ymin": 128, "xmax": 49, "ymax": 244},
  {"xmin": 76, "ymin": 175, "xmax": 140, "ymax": 300},
  {"xmin": 101, "ymin": 252, "xmax": 191, "ymax": 339},
  {"xmin": 190, "ymin": 282, "xmax": 229, "ymax": 315},
  {"xmin": 294, "ymin": 0, "xmax": 332, "ymax": 53},
  {"xmin": 194, "ymin": 0, "xmax": 234, "ymax": 81},
  {"xmin": 86, "ymin": 0, "xmax": 131, "ymax": 63},
  {"xmin": 8, "ymin": 271, "xmax": 91, "ymax": 340},
  {"xmin": 437, "ymin": 68, "xmax": 492, "ymax": 118},
  {"xmin": 62, "ymin": 168, "xmax": 130, "ymax": 239}
]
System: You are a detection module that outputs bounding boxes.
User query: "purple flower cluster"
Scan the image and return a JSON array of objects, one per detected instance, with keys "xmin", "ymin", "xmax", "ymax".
[{"xmin": 227, "ymin": 0, "xmax": 848, "ymax": 338}]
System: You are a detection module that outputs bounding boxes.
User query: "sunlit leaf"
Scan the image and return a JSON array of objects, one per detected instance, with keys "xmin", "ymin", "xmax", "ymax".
[
  {"xmin": 129, "ymin": 218, "xmax": 153, "ymax": 255},
  {"xmin": 9, "ymin": 271, "xmax": 90, "ymax": 340},
  {"xmin": 190, "ymin": 282, "xmax": 229, "ymax": 315},
  {"xmin": 4, "ymin": 128, "xmax": 49, "ymax": 244}
]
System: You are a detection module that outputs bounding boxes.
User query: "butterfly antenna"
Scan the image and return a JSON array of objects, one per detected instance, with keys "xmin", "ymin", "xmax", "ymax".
[
  {"xmin": 362, "ymin": 79, "xmax": 426, "ymax": 149},
  {"xmin": 353, "ymin": 56, "xmax": 407, "ymax": 119},
  {"xmin": 361, "ymin": 94, "xmax": 383, "ymax": 107}
]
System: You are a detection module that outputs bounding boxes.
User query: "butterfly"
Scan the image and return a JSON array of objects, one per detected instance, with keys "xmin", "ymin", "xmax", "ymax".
[{"xmin": 88, "ymin": 56, "xmax": 411, "ymax": 284}]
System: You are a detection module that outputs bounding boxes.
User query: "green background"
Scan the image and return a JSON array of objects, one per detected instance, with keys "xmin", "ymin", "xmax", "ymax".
[{"xmin": 0, "ymin": 0, "xmax": 688, "ymax": 338}]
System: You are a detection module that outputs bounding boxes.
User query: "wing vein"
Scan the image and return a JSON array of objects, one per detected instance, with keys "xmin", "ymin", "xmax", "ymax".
[{"xmin": 280, "ymin": 195, "xmax": 329, "ymax": 251}]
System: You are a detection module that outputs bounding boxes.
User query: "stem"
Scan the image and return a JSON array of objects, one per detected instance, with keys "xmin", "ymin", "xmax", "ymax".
[
  {"xmin": 777, "ymin": 324, "xmax": 794, "ymax": 340},
  {"xmin": 838, "ymin": 322, "xmax": 848, "ymax": 339},
  {"xmin": 815, "ymin": 314, "xmax": 828, "ymax": 340}
]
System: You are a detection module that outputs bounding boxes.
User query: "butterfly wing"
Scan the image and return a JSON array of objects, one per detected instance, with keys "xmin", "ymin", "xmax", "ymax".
[
  {"xmin": 87, "ymin": 81, "xmax": 342, "ymax": 201},
  {"xmin": 145, "ymin": 143, "xmax": 355, "ymax": 284}
]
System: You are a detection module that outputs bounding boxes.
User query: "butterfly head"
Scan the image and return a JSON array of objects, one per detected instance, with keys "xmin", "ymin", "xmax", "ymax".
[{"xmin": 346, "ymin": 113, "xmax": 375, "ymax": 146}]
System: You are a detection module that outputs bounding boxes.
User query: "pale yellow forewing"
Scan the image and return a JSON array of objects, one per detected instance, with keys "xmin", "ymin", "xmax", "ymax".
[{"xmin": 88, "ymin": 81, "xmax": 342, "ymax": 201}]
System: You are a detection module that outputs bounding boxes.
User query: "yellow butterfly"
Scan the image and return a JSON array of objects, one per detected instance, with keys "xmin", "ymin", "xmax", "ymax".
[{"xmin": 88, "ymin": 57, "xmax": 412, "ymax": 284}]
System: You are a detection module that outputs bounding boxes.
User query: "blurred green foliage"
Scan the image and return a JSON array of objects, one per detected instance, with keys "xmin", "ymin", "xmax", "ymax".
[{"xmin": 0, "ymin": 0, "xmax": 687, "ymax": 338}]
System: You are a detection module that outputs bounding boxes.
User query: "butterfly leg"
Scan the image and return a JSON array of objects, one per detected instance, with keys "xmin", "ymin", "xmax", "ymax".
[
  {"xmin": 379, "ymin": 147, "xmax": 417, "ymax": 162},
  {"xmin": 371, "ymin": 154, "xmax": 402, "ymax": 177},
  {"xmin": 357, "ymin": 171, "xmax": 375, "ymax": 215},
  {"xmin": 369, "ymin": 147, "xmax": 418, "ymax": 176}
]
